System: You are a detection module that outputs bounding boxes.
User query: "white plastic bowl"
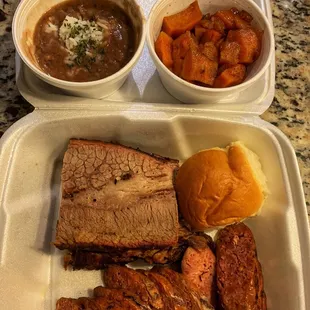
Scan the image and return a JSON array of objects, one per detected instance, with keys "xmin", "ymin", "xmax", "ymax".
[
  {"xmin": 13, "ymin": 0, "xmax": 146, "ymax": 99},
  {"xmin": 146, "ymin": 0, "xmax": 274, "ymax": 104}
]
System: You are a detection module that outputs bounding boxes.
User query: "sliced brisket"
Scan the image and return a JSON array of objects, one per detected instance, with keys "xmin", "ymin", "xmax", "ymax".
[
  {"xmin": 104, "ymin": 265, "xmax": 163, "ymax": 309},
  {"xmin": 54, "ymin": 139, "xmax": 179, "ymax": 251},
  {"xmin": 56, "ymin": 265, "xmax": 214, "ymax": 310},
  {"xmin": 145, "ymin": 271, "xmax": 187, "ymax": 310},
  {"xmin": 152, "ymin": 267, "xmax": 204, "ymax": 310},
  {"xmin": 63, "ymin": 222, "xmax": 212, "ymax": 270},
  {"xmin": 56, "ymin": 296, "xmax": 141, "ymax": 310},
  {"xmin": 181, "ymin": 235, "xmax": 217, "ymax": 308},
  {"xmin": 64, "ymin": 244, "xmax": 186, "ymax": 270},
  {"xmin": 93, "ymin": 287, "xmax": 142, "ymax": 309}
]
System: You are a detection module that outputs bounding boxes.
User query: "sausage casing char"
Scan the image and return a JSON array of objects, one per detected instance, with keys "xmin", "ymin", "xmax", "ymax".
[{"xmin": 216, "ymin": 223, "xmax": 267, "ymax": 310}]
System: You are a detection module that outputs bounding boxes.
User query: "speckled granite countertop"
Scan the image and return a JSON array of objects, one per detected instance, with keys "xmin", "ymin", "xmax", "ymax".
[{"xmin": 0, "ymin": 0, "xmax": 309, "ymax": 213}]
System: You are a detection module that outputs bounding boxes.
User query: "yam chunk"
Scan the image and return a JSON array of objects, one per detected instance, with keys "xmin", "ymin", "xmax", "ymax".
[
  {"xmin": 239, "ymin": 10, "xmax": 253, "ymax": 23},
  {"xmin": 219, "ymin": 41, "xmax": 240, "ymax": 64},
  {"xmin": 230, "ymin": 7, "xmax": 240, "ymax": 15},
  {"xmin": 214, "ymin": 10, "xmax": 236, "ymax": 29},
  {"xmin": 217, "ymin": 64, "xmax": 232, "ymax": 75},
  {"xmin": 199, "ymin": 18, "xmax": 213, "ymax": 29},
  {"xmin": 214, "ymin": 64, "xmax": 246, "ymax": 88},
  {"xmin": 163, "ymin": 1, "xmax": 203, "ymax": 38},
  {"xmin": 210, "ymin": 16, "xmax": 226, "ymax": 34},
  {"xmin": 227, "ymin": 28, "xmax": 261, "ymax": 63},
  {"xmin": 200, "ymin": 16, "xmax": 225, "ymax": 34},
  {"xmin": 215, "ymin": 38, "xmax": 224, "ymax": 49},
  {"xmin": 234, "ymin": 15, "xmax": 251, "ymax": 29},
  {"xmin": 201, "ymin": 29, "xmax": 222, "ymax": 44},
  {"xmin": 181, "ymin": 49, "xmax": 218, "ymax": 86},
  {"xmin": 195, "ymin": 26, "xmax": 206, "ymax": 42},
  {"xmin": 254, "ymin": 29, "xmax": 264, "ymax": 43},
  {"xmin": 155, "ymin": 31, "xmax": 174, "ymax": 69},
  {"xmin": 200, "ymin": 42, "xmax": 218, "ymax": 62},
  {"xmin": 172, "ymin": 31, "xmax": 198, "ymax": 76}
]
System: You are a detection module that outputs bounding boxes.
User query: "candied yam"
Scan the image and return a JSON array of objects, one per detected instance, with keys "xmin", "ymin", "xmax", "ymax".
[
  {"xmin": 219, "ymin": 41, "xmax": 240, "ymax": 64},
  {"xmin": 227, "ymin": 28, "xmax": 261, "ymax": 63},
  {"xmin": 200, "ymin": 16, "xmax": 225, "ymax": 34},
  {"xmin": 234, "ymin": 15, "xmax": 251, "ymax": 29},
  {"xmin": 239, "ymin": 10, "xmax": 253, "ymax": 23},
  {"xmin": 210, "ymin": 16, "xmax": 226, "ymax": 34},
  {"xmin": 162, "ymin": 1, "xmax": 203, "ymax": 38},
  {"xmin": 230, "ymin": 7, "xmax": 239, "ymax": 15},
  {"xmin": 201, "ymin": 29, "xmax": 222, "ymax": 44},
  {"xmin": 217, "ymin": 64, "xmax": 233, "ymax": 75},
  {"xmin": 214, "ymin": 10, "xmax": 236, "ymax": 29},
  {"xmin": 214, "ymin": 64, "xmax": 246, "ymax": 87},
  {"xmin": 195, "ymin": 26, "xmax": 206, "ymax": 42},
  {"xmin": 155, "ymin": 31, "xmax": 174, "ymax": 69},
  {"xmin": 215, "ymin": 38, "xmax": 224, "ymax": 49},
  {"xmin": 200, "ymin": 42, "xmax": 218, "ymax": 61},
  {"xmin": 203, "ymin": 13, "xmax": 211, "ymax": 20},
  {"xmin": 172, "ymin": 31, "xmax": 198, "ymax": 75},
  {"xmin": 254, "ymin": 28, "xmax": 264, "ymax": 42},
  {"xmin": 199, "ymin": 18, "xmax": 214, "ymax": 29},
  {"xmin": 173, "ymin": 59, "xmax": 183, "ymax": 77},
  {"xmin": 181, "ymin": 49, "xmax": 218, "ymax": 86},
  {"xmin": 172, "ymin": 31, "xmax": 198, "ymax": 59}
]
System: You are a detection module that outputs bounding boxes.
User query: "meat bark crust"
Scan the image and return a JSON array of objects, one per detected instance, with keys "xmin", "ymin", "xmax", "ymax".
[
  {"xmin": 56, "ymin": 296, "xmax": 141, "ymax": 310},
  {"xmin": 216, "ymin": 223, "xmax": 267, "ymax": 310},
  {"xmin": 54, "ymin": 139, "xmax": 179, "ymax": 250},
  {"xmin": 104, "ymin": 265, "xmax": 164, "ymax": 309},
  {"xmin": 56, "ymin": 265, "xmax": 214, "ymax": 310},
  {"xmin": 63, "ymin": 223, "xmax": 212, "ymax": 270}
]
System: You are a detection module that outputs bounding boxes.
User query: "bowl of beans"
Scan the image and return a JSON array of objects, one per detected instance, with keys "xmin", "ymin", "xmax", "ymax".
[{"xmin": 13, "ymin": 0, "xmax": 146, "ymax": 99}]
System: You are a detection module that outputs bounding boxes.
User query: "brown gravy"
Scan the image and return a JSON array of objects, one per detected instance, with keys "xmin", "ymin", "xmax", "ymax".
[{"xmin": 33, "ymin": 0, "xmax": 136, "ymax": 82}]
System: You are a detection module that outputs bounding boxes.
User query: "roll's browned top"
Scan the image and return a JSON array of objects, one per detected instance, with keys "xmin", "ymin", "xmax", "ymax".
[{"xmin": 175, "ymin": 143, "xmax": 265, "ymax": 230}]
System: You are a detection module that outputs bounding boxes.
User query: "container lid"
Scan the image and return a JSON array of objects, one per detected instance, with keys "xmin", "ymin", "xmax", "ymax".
[{"xmin": 15, "ymin": 0, "xmax": 275, "ymax": 116}]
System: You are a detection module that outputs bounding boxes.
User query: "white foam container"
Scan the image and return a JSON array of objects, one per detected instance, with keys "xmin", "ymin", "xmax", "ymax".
[{"xmin": 0, "ymin": 0, "xmax": 309, "ymax": 309}]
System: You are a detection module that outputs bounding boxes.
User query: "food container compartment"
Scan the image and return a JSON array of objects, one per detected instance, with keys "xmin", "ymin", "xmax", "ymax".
[
  {"xmin": 15, "ymin": 0, "xmax": 275, "ymax": 112},
  {"xmin": 12, "ymin": 0, "xmax": 146, "ymax": 99},
  {"xmin": 3, "ymin": 1, "xmax": 309, "ymax": 309},
  {"xmin": 146, "ymin": 0, "xmax": 274, "ymax": 104},
  {"xmin": 0, "ymin": 110, "xmax": 309, "ymax": 309}
]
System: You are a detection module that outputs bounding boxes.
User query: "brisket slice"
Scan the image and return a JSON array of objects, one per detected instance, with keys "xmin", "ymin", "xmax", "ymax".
[
  {"xmin": 152, "ymin": 267, "xmax": 207, "ymax": 310},
  {"xmin": 64, "ymin": 222, "xmax": 213, "ymax": 270},
  {"xmin": 64, "ymin": 245, "xmax": 186, "ymax": 270},
  {"xmin": 103, "ymin": 265, "xmax": 163, "ymax": 309},
  {"xmin": 56, "ymin": 265, "xmax": 214, "ymax": 310},
  {"xmin": 56, "ymin": 296, "xmax": 141, "ymax": 310},
  {"xmin": 93, "ymin": 287, "xmax": 142, "ymax": 309},
  {"xmin": 145, "ymin": 271, "xmax": 187, "ymax": 310},
  {"xmin": 181, "ymin": 235, "xmax": 217, "ymax": 307},
  {"xmin": 54, "ymin": 139, "xmax": 179, "ymax": 251},
  {"xmin": 216, "ymin": 223, "xmax": 267, "ymax": 310}
]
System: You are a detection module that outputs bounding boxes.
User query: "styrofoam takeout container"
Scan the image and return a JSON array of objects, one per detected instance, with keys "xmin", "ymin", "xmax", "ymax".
[
  {"xmin": 146, "ymin": 0, "xmax": 274, "ymax": 104},
  {"xmin": 12, "ymin": 0, "xmax": 146, "ymax": 99},
  {"xmin": 0, "ymin": 0, "xmax": 309, "ymax": 309},
  {"xmin": 0, "ymin": 110, "xmax": 309, "ymax": 310}
]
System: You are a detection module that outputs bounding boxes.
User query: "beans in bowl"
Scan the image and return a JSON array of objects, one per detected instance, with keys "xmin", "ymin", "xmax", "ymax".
[{"xmin": 33, "ymin": 0, "xmax": 136, "ymax": 82}]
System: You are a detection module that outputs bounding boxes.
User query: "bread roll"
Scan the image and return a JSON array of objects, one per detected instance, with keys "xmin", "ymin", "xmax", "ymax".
[{"xmin": 175, "ymin": 141, "xmax": 268, "ymax": 230}]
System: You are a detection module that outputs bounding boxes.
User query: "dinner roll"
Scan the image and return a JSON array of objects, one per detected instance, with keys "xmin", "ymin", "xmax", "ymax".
[{"xmin": 175, "ymin": 141, "xmax": 268, "ymax": 230}]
